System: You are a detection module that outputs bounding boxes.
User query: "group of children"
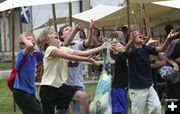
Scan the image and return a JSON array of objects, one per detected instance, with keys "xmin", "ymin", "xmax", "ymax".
[
  {"xmin": 12, "ymin": 21, "xmax": 179, "ymax": 114},
  {"xmin": 13, "ymin": 20, "xmax": 106, "ymax": 114}
]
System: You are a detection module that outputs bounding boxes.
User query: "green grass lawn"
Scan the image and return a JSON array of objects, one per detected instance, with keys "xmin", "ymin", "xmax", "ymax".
[
  {"xmin": 0, "ymin": 61, "xmax": 12, "ymax": 70},
  {"xmin": 0, "ymin": 79, "xmax": 22, "ymax": 114},
  {"xmin": 0, "ymin": 79, "xmax": 165, "ymax": 114}
]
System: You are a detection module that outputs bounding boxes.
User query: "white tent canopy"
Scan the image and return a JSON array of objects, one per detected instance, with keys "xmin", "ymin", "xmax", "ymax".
[
  {"xmin": 72, "ymin": 4, "xmax": 125, "ymax": 27},
  {"xmin": 72, "ymin": 1, "xmax": 180, "ymax": 27},
  {"xmin": 129, "ymin": 0, "xmax": 168, "ymax": 3},
  {"xmin": 33, "ymin": 4, "xmax": 126, "ymax": 29},
  {"xmin": 34, "ymin": 0, "xmax": 180, "ymax": 29},
  {"xmin": 153, "ymin": 0, "xmax": 180, "ymax": 9},
  {"xmin": 0, "ymin": 0, "xmax": 79, "ymax": 12}
]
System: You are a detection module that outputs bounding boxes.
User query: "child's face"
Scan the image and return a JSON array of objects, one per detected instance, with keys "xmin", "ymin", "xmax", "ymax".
[
  {"xmin": 79, "ymin": 30, "xmax": 86, "ymax": 39},
  {"xmin": 26, "ymin": 35, "xmax": 36, "ymax": 46},
  {"xmin": 48, "ymin": 29, "xmax": 60, "ymax": 47},
  {"xmin": 62, "ymin": 26, "xmax": 72, "ymax": 40},
  {"xmin": 133, "ymin": 31, "xmax": 144, "ymax": 44}
]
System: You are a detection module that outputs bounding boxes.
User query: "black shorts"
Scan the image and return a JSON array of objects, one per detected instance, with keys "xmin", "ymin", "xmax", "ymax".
[{"xmin": 40, "ymin": 84, "xmax": 78, "ymax": 114}]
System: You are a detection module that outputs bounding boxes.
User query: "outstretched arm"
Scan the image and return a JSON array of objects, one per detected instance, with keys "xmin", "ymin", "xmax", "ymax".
[
  {"xmin": 166, "ymin": 57, "xmax": 179, "ymax": 75},
  {"xmin": 146, "ymin": 37, "xmax": 158, "ymax": 45},
  {"xmin": 84, "ymin": 20, "xmax": 95, "ymax": 47},
  {"xmin": 64, "ymin": 23, "xmax": 82, "ymax": 46},
  {"xmin": 175, "ymin": 57, "xmax": 180, "ymax": 65},
  {"xmin": 73, "ymin": 42, "xmax": 106, "ymax": 56},
  {"xmin": 156, "ymin": 30, "xmax": 179, "ymax": 52},
  {"xmin": 125, "ymin": 31, "xmax": 136, "ymax": 54},
  {"xmin": 110, "ymin": 42, "xmax": 125, "ymax": 54},
  {"xmin": 50, "ymin": 48, "xmax": 95, "ymax": 63}
]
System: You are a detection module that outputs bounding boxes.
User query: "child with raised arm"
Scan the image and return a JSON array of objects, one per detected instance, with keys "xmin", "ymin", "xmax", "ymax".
[
  {"xmin": 111, "ymin": 29, "xmax": 176, "ymax": 114},
  {"xmin": 37, "ymin": 27, "xmax": 106, "ymax": 114},
  {"xmin": 58, "ymin": 21, "xmax": 94, "ymax": 114},
  {"xmin": 13, "ymin": 33, "xmax": 44, "ymax": 114},
  {"xmin": 110, "ymin": 40, "xmax": 128, "ymax": 114}
]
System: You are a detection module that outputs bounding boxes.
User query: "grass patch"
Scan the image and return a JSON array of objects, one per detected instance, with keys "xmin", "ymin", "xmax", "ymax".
[
  {"xmin": 0, "ymin": 79, "xmax": 22, "ymax": 114},
  {"xmin": 0, "ymin": 62, "xmax": 12, "ymax": 70}
]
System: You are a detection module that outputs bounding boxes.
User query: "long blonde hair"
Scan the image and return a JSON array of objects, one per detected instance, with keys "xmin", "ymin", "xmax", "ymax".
[{"xmin": 37, "ymin": 27, "xmax": 52, "ymax": 51}]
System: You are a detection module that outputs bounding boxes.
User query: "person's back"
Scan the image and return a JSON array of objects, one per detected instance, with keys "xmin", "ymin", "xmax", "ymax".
[
  {"xmin": 112, "ymin": 52, "xmax": 128, "ymax": 88},
  {"xmin": 111, "ymin": 52, "xmax": 128, "ymax": 114}
]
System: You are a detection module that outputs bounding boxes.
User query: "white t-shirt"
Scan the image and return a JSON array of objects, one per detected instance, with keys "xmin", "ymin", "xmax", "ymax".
[{"xmin": 40, "ymin": 46, "xmax": 74, "ymax": 88}]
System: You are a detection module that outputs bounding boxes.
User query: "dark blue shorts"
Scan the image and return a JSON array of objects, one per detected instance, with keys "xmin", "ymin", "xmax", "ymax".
[{"xmin": 111, "ymin": 88, "xmax": 128, "ymax": 113}]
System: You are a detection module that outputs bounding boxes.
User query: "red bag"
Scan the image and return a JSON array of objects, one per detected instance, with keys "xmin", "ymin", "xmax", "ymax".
[
  {"xmin": 6, "ymin": 55, "xmax": 27, "ymax": 91},
  {"xmin": 7, "ymin": 67, "xmax": 17, "ymax": 91}
]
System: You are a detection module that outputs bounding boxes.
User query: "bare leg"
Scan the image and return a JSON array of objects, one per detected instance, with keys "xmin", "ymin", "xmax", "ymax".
[
  {"xmin": 175, "ymin": 57, "xmax": 180, "ymax": 65},
  {"xmin": 72, "ymin": 91, "xmax": 89, "ymax": 114},
  {"xmin": 66, "ymin": 107, "xmax": 71, "ymax": 114}
]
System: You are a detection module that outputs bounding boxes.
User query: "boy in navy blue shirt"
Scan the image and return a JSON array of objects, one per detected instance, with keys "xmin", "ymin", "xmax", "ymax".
[{"xmin": 111, "ymin": 29, "xmax": 177, "ymax": 114}]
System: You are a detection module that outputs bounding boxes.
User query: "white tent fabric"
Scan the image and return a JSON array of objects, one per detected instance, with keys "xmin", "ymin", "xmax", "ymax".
[
  {"xmin": 129, "ymin": 0, "xmax": 168, "ymax": 3},
  {"xmin": 33, "ymin": 17, "xmax": 67, "ymax": 30},
  {"xmin": 33, "ymin": 0, "xmax": 180, "ymax": 29},
  {"xmin": 0, "ymin": 0, "xmax": 79, "ymax": 12},
  {"xmin": 72, "ymin": 2, "xmax": 180, "ymax": 27},
  {"xmin": 72, "ymin": 4, "xmax": 125, "ymax": 27},
  {"xmin": 153, "ymin": 0, "xmax": 180, "ymax": 9}
]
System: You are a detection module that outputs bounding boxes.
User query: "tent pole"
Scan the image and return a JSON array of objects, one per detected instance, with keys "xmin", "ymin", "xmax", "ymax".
[
  {"xmin": 126, "ymin": 0, "xmax": 130, "ymax": 29},
  {"xmin": 102, "ymin": 27, "xmax": 105, "ymax": 37},
  {"xmin": 68, "ymin": 1, "xmax": 72, "ymax": 26},
  {"xmin": 3, "ymin": 11, "xmax": 7, "ymax": 51},
  {"xmin": 10, "ymin": 9, "xmax": 16, "ymax": 112},
  {"xmin": 52, "ymin": 4, "xmax": 57, "ymax": 31},
  {"xmin": 138, "ymin": 3, "xmax": 143, "ymax": 34},
  {"xmin": 79, "ymin": 0, "xmax": 83, "ymax": 13}
]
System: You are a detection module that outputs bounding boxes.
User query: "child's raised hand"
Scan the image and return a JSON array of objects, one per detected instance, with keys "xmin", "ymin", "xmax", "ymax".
[
  {"xmin": 101, "ymin": 41, "xmax": 107, "ymax": 49},
  {"xmin": 75, "ymin": 23, "xmax": 83, "ymax": 31},
  {"xmin": 167, "ymin": 29, "xmax": 179, "ymax": 39},
  {"xmin": 110, "ymin": 42, "xmax": 125, "ymax": 54},
  {"xmin": 88, "ymin": 56, "xmax": 99, "ymax": 65},
  {"xmin": 129, "ymin": 31, "xmax": 136, "ymax": 41},
  {"xmin": 146, "ymin": 37, "xmax": 158, "ymax": 45},
  {"xmin": 89, "ymin": 20, "xmax": 95, "ymax": 29}
]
